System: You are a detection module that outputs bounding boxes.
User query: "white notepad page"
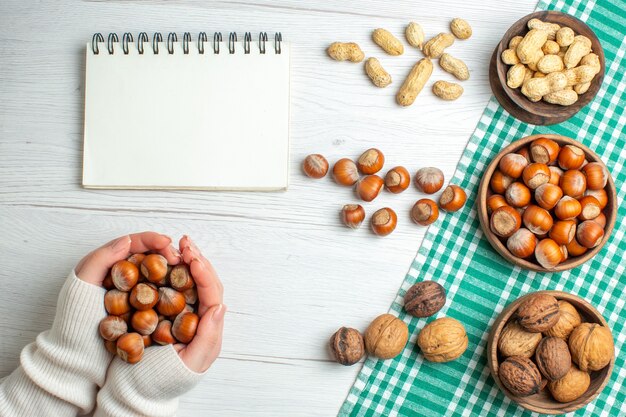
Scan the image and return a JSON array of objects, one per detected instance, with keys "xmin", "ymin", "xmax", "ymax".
[{"xmin": 83, "ymin": 38, "xmax": 290, "ymax": 190}]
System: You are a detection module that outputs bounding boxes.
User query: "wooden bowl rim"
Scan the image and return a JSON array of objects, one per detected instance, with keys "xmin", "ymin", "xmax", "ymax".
[
  {"xmin": 494, "ymin": 11, "xmax": 605, "ymax": 121},
  {"xmin": 487, "ymin": 290, "xmax": 615, "ymax": 414},
  {"xmin": 477, "ymin": 133, "xmax": 617, "ymax": 272}
]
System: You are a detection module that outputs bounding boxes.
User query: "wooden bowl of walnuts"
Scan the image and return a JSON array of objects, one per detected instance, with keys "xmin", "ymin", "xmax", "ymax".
[
  {"xmin": 490, "ymin": 11, "xmax": 605, "ymax": 125},
  {"xmin": 488, "ymin": 291, "xmax": 614, "ymax": 414},
  {"xmin": 477, "ymin": 134, "xmax": 616, "ymax": 272}
]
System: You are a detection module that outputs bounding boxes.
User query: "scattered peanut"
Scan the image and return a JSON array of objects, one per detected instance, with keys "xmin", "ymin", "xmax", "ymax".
[
  {"xmin": 507, "ymin": 64, "xmax": 527, "ymax": 89},
  {"xmin": 432, "ymin": 80, "xmax": 463, "ymax": 100},
  {"xmin": 544, "ymin": 88, "xmax": 578, "ymax": 106},
  {"xmin": 516, "ymin": 29, "xmax": 548, "ymax": 66},
  {"xmin": 556, "ymin": 27, "xmax": 575, "ymax": 47},
  {"xmin": 405, "ymin": 22, "xmax": 425, "ymax": 50},
  {"xmin": 527, "ymin": 18, "xmax": 560, "ymax": 40},
  {"xmin": 372, "ymin": 28, "xmax": 404, "ymax": 56},
  {"xmin": 327, "ymin": 42, "xmax": 365, "ymax": 62},
  {"xmin": 439, "ymin": 53, "xmax": 469, "ymax": 80},
  {"xmin": 365, "ymin": 57, "xmax": 392, "ymax": 88},
  {"xmin": 521, "ymin": 71, "xmax": 567, "ymax": 98},
  {"xmin": 450, "ymin": 18, "xmax": 472, "ymax": 40},
  {"xmin": 564, "ymin": 36, "xmax": 592, "ymax": 69},
  {"xmin": 423, "ymin": 33, "xmax": 455, "ymax": 58},
  {"xmin": 542, "ymin": 40, "xmax": 560, "ymax": 55},
  {"xmin": 396, "ymin": 58, "xmax": 433, "ymax": 106},
  {"xmin": 501, "ymin": 49, "xmax": 520, "ymax": 65},
  {"xmin": 537, "ymin": 54, "xmax": 564, "ymax": 73}
]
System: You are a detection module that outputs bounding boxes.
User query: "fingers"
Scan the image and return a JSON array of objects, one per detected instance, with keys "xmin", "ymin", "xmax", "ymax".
[
  {"xmin": 179, "ymin": 304, "xmax": 226, "ymax": 373},
  {"xmin": 75, "ymin": 235, "xmax": 132, "ymax": 285},
  {"xmin": 179, "ymin": 236, "xmax": 223, "ymax": 317},
  {"xmin": 129, "ymin": 232, "xmax": 181, "ymax": 265}
]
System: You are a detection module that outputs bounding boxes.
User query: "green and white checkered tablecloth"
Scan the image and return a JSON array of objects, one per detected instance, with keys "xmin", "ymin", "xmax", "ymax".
[{"xmin": 340, "ymin": 0, "xmax": 625, "ymax": 415}]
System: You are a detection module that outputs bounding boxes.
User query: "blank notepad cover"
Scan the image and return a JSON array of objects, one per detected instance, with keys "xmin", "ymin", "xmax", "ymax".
[{"xmin": 83, "ymin": 35, "xmax": 290, "ymax": 190}]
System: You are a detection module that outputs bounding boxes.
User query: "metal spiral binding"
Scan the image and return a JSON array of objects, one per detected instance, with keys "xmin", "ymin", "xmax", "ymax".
[
  {"xmin": 138, "ymin": 32, "xmax": 148, "ymax": 54},
  {"xmin": 243, "ymin": 32, "xmax": 252, "ymax": 54},
  {"xmin": 107, "ymin": 33, "xmax": 118, "ymax": 54},
  {"xmin": 259, "ymin": 32, "xmax": 268, "ymax": 54},
  {"xmin": 213, "ymin": 32, "xmax": 222, "ymax": 54},
  {"xmin": 91, "ymin": 31, "xmax": 283, "ymax": 55},
  {"xmin": 228, "ymin": 32, "xmax": 237, "ymax": 54},
  {"xmin": 198, "ymin": 32, "xmax": 207, "ymax": 54},
  {"xmin": 122, "ymin": 33, "xmax": 133, "ymax": 54}
]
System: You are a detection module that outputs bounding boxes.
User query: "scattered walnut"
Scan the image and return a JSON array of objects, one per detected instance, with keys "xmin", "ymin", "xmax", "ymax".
[
  {"xmin": 548, "ymin": 364, "xmax": 590, "ymax": 403},
  {"xmin": 403, "ymin": 281, "xmax": 446, "ymax": 318},
  {"xmin": 516, "ymin": 294, "xmax": 560, "ymax": 332},
  {"xmin": 498, "ymin": 320, "xmax": 542, "ymax": 358},
  {"xmin": 499, "ymin": 356, "xmax": 543, "ymax": 396},
  {"xmin": 417, "ymin": 317, "xmax": 468, "ymax": 362},
  {"xmin": 329, "ymin": 327, "xmax": 364, "ymax": 366},
  {"xmin": 364, "ymin": 314, "xmax": 408, "ymax": 359},
  {"xmin": 535, "ymin": 336, "xmax": 571, "ymax": 381},
  {"xmin": 543, "ymin": 300, "xmax": 582, "ymax": 340},
  {"xmin": 568, "ymin": 323, "xmax": 614, "ymax": 371}
]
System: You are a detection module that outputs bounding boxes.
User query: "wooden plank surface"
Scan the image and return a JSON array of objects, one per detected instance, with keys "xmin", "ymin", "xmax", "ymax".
[{"xmin": 0, "ymin": 0, "xmax": 536, "ymax": 415}]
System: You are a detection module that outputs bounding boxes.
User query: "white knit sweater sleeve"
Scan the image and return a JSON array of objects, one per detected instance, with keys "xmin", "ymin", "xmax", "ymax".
[
  {"xmin": 94, "ymin": 345, "xmax": 205, "ymax": 417},
  {"xmin": 0, "ymin": 271, "xmax": 111, "ymax": 416}
]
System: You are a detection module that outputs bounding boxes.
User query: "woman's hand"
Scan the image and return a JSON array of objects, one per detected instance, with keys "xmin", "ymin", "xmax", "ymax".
[
  {"xmin": 174, "ymin": 235, "xmax": 225, "ymax": 373},
  {"xmin": 75, "ymin": 232, "xmax": 182, "ymax": 286}
]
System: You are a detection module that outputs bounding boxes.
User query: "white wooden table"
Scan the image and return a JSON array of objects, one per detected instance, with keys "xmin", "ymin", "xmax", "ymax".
[{"xmin": 0, "ymin": 0, "xmax": 537, "ymax": 415}]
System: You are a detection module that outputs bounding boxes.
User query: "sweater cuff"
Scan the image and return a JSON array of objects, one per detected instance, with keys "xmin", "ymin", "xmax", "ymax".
[
  {"xmin": 95, "ymin": 345, "xmax": 204, "ymax": 417},
  {"xmin": 19, "ymin": 271, "xmax": 111, "ymax": 413}
]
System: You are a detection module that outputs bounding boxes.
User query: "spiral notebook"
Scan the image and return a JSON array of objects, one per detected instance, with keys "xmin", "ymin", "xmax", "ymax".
[{"xmin": 82, "ymin": 32, "xmax": 290, "ymax": 190}]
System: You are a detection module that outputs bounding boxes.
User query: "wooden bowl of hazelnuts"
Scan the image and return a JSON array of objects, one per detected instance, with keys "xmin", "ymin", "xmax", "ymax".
[
  {"xmin": 488, "ymin": 291, "xmax": 614, "ymax": 414},
  {"xmin": 477, "ymin": 134, "xmax": 616, "ymax": 272}
]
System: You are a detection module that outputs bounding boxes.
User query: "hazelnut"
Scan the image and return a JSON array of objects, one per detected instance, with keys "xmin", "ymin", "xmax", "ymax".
[
  {"xmin": 585, "ymin": 188, "xmax": 608, "ymax": 209},
  {"xmin": 592, "ymin": 212, "xmax": 607, "ymax": 228},
  {"xmin": 535, "ymin": 337, "xmax": 571, "ymax": 381},
  {"xmin": 486, "ymin": 194, "xmax": 507, "ymax": 215},
  {"xmin": 490, "ymin": 170, "xmax": 513, "ymax": 194},
  {"xmin": 548, "ymin": 364, "xmax": 590, "ymax": 403},
  {"xmin": 332, "ymin": 158, "xmax": 359, "ymax": 186},
  {"xmin": 566, "ymin": 237, "xmax": 588, "ymax": 257},
  {"xmin": 543, "ymin": 301, "xmax": 582, "ymax": 340},
  {"xmin": 557, "ymin": 145, "xmax": 585, "ymax": 170},
  {"xmin": 417, "ymin": 317, "xmax": 467, "ymax": 362},
  {"xmin": 410, "ymin": 199, "xmax": 439, "ymax": 226},
  {"xmin": 576, "ymin": 220, "xmax": 604, "ymax": 248},
  {"xmin": 356, "ymin": 175, "xmax": 384, "ymax": 202},
  {"xmin": 329, "ymin": 327, "xmax": 365, "ymax": 366},
  {"xmin": 577, "ymin": 196, "xmax": 601, "ymax": 221},
  {"xmin": 141, "ymin": 254, "xmax": 169, "ymax": 284},
  {"xmin": 568, "ymin": 323, "xmax": 614, "ymax": 371},
  {"xmin": 535, "ymin": 238, "xmax": 564, "ymax": 269},
  {"xmin": 104, "ymin": 340, "xmax": 117, "ymax": 355},
  {"xmin": 548, "ymin": 166, "xmax": 563, "ymax": 185},
  {"xmin": 549, "ymin": 220, "xmax": 576, "ymax": 245},
  {"xmin": 302, "ymin": 154, "xmax": 329, "ymax": 178},
  {"xmin": 505, "ymin": 182, "xmax": 531, "ymax": 208},
  {"xmin": 183, "ymin": 287, "xmax": 198, "ymax": 305},
  {"xmin": 126, "ymin": 253, "xmax": 146, "ymax": 267},
  {"xmin": 157, "ymin": 287, "xmax": 186, "ymax": 316},
  {"xmin": 403, "ymin": 281, "xmax": 446, "ymax": 318},
  {"xmin": 530, "ymin": 138, "xmax": 560, "ymax": 164},
  {"xmin": 516, "ymin": 294, "xmax": 560, "ymax": 333},
  {"xmin": 522, "ymin": 205, "xmax": 553, "ymax": 235},
  {"xmin": 357, "ymin": 148, "xmax": 385, "ymax": 174},
  {"xmin": 499, "ymin": 153, "xmax": 529, "ymax": 179},
  {"xmin": 506, "ymin": 228, "xmax": 537, "ymax": 259},
  {"xmin": 490, "ymin": 206, "xmax": 522, "ymax": 238},
  {"xmin": 364, "ymin": 314, "xmax": 408, "ymax": 359},
  {"xmin": 172, "ymin": 312, "xmax": 199, "ymax": 344},
  {"xmin": 554, "ymin": 196, "xmax": 582, "ymax": 220},
  {"xmin": 522, "ymin": 163, "xmax": 550, "ymax": 189},
  {"xmin": 414, "ymin": 167, "xmax": 444, "ymax": 194},
  {"xmin": 130, "ymin": 309, "xmax": 159, "ymax": 335},
  {"xmin": 152, "ymin": 320, "xmax": 176, "ymax": 345},
  {"xmin": 534, "ymin": 183, "xmax": 563, "ymax": 210},
  {"xmin": 498, "ymin": 321, "xmax": 542, "ymax": 358},
  {"xmin": 581, "ymin": 162, "xmax": 608, "ymax": 190},
  {"xmin": 384, "ymin": 166, "xmax": 410, "ymax": 193},
  {"xmin": 111, "ymin": 260, "xmax": 140, "ymax": 292},
  {"xmin": 129, "ymin": 283, "xmax": 159, "ymax": 311},
  {"xmin": 371, "ymin": 208, "xmax": 397, "ymax": 237},
  {"xmin": 499, "ymin": 356, "xmax": 542, "ymax": 396},
  {"xmin": 104, "ymin": 289, "xmax": 131, "ymax": 316},
  {"xmin": 439, "ymin": 185, "xmax": 467, "ymax": 212},
  {"xmin": 170, "ymin": 264, "xmax": 194, "ymax": 291},
  {"xmin": 341, "ymin": 204, "xmax": 366, "ymax": 229},
  {"xmin": 103, "ymin": 273, "xmax": 114, "ymax": 290},
  {"xmin": 99, "ymin": 315, "xmax": 128, "ymax": 341},
  {"xmin": 116, "ymin": 332, "xmax": 144, "ymax": 364},
  {"xmin": 560, "ymin": 170, "xmax": 587, "ymax": 198}
]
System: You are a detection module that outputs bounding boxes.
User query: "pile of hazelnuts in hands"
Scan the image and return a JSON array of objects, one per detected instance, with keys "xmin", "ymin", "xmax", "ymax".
[
  {"xmin": 487, "ymin": 137, "xmax": 612, "ymax": 269},
  {"xmin": 302, "ymin": 149, "xmax": 468, "ymax": 235},
  {"xmin": 98, "ymin": 253, "xmax": 198, "ymax": 364}
]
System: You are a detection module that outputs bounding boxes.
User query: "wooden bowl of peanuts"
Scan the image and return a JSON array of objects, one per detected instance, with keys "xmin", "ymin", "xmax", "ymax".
[{"xmin": 490, "ymin": 11, "xmax": 605, "ymax": 125}]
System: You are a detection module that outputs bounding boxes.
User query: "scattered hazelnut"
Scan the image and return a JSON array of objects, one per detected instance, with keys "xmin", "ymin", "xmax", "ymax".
[
  {"xmin": 498, "ymin": 321, "xmax": 542, "ymax": 358},
  {"xmin": 302, "ymin": 154, "xmax": 329, "ymax": 179},
  {"xmin": 332, "ymin": 158, "xmax": 359, "ymax": 186},
  {"xmin": 104, "ymin": 339, "xmax": 117, "ymax": 355},
  {"xmin": 364, "ymin": 314, "xmax": 408, "ymax": 359},
  {"xmin": 410, "ymin": 199, "xmax": 439, "ymax": 226},
  {"xmin": 548, "ymin": 364, "xmax": 590, "ymax": 403},
  {"xmin": 341, "ymin": 204, "xmax": 366, "ymax": 229},
  {"xmin": 415, "ymin": 167, "xmax": 444, "ymax": 194},
  {"xmin": 356, "ymin": 175, "xmax": 384, "ymax": 202},
  {"xmin": 141, "ymin": 334, "xmax": 152, "ymax": 348},
  {"xmin": 371, "ymin": 208, "xmax": 397, "ymax": 236},
  {"xmin": 439, "ymin": 185, "xmax": 467, "ymax": 212},
  {"xmin": 329, "ymin": 327, "xmax": 365, "ymax": 366},
  {"xmin": 111, "ymin": 260, "xmax": 140, "ymax": 292},
  {"xmin": 499, "ymin": 356, "xmax": 542, "ymax": 396},
  {"xmin": 384, "ymin": 166, "xmax": 410, "ymax": 193},
  {"xmin": 535, "ymin": 337, "xmax": 571, "ymax": 381},
  {"xmin": 516, "ymin": 293, "xmax": 560, "ymax": 332},
  {"xmin": 568, "ymin": 323, "xmax": 614, "ymax": 371},
  {"xmin": 357, "ymin": 148, "xmax": 385, "ymax": 174},
  {"xmin": 417, "ymin": 317, "xmax": 468, "ymax": 362},
  {"xmin": 116, "ymin": 332, "xmax": 144, "ymax": 364},
  {"xmin": 403, "ymin": 281, "xmax": 446, "ymax": 317}
]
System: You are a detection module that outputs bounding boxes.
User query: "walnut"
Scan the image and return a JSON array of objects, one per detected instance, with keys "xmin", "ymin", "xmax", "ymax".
[
  {"xmin": 498, "ymin": 321, "xmax": 543, "ymax": 358},
  {"xmin": 516, "ymin": 293, "xmax": 560, "ymax": 332},
  {"xmin": 403, "ymin": 281, "xmax": 446, "ymax": 318},
  {"xmin": 568, "ymin": 323, "xmax": 614, "ymax": 371},
  {"xmin": 499, "ymin": 356, "xmax": 542, "ymax": 396},
  {"xmin": 548, "ymin": 364, "xmax": 590, "ymax": 403},
  {"xmin": 535, "ymin": 336, "xmax": 571, "ymax": 381},
  {"xmin": 329, "ymin": 327, "xmax": 364, "ymax": 366},
  {"xmin": 364, "ymin": 314, "xmax": 408, "ymax": 359},
  {"xmin": 417, "ymin": 317, "xmax": 467, "ymax": 362},
  {"xmin": 543, "ymin": 300, "xmax": 582, "ymax": 340}
]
